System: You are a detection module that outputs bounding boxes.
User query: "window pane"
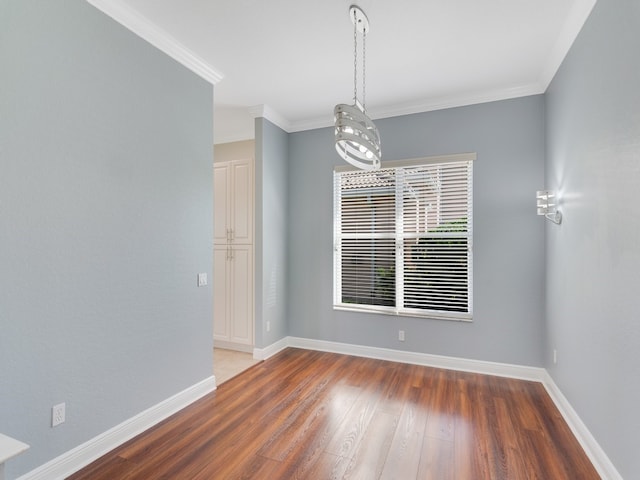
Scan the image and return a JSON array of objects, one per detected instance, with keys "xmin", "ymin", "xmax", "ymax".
[
  {"xmin": 404, "ymin": 237, "xmax": 469, "ymax": 312},
  {"xmin": 341, "ymin": 193, "xmax": 395, "ymax": 234},
  {"xmin": 403, "ymin": 164, "xmax": 470, "ymax": 234},
  {"xmin": 341, "ymin": 238, "xmax": 395, "ymax": 307},
  {"xmin": 339, "ymin": 169, "xmax": 395, "ymax": 235}
]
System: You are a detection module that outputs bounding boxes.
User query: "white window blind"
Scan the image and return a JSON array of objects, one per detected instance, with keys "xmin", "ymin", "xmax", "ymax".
[{"xmin": 334, "ymin": 154, "xmax": 473, "ymax": 320}]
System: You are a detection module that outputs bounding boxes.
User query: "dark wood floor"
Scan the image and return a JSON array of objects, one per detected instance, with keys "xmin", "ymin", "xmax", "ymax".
[{"xmin": 69, "ymin": 348, "xmax": 599, "ymax": 479}]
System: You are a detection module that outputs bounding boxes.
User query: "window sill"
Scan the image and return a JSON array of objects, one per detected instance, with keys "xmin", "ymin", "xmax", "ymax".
[{"xmin": 334, "ymin": 304, "xmax": 473, "ymax": 322}]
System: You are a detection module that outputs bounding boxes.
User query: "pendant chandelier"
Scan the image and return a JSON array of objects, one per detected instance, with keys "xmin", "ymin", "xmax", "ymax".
[{"xmin": 334, "ymin": 5, "xmax": 381, "ymax": 170}]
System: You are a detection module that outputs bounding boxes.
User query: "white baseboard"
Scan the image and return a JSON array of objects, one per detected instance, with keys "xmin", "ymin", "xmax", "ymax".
[
  {"xmin": 214, "ymin": 339, "xmax": 254, "ymax": 353},
  {"xmin": 253, "ymin": 336, "xmax": 288, "ymax": 361},
  {"xmin": 541, "ymin": 371, "xmax": 622, "ymax": 480},
  {"xmin": 19, "ymin": 376, "xmax": 217, "ymax": 480},
  {"xmin": 287, "ymin": 336, "xmax": 546, "ymax": 381},
  {"xmin": 259, "ymin": 336, "xmax": 619, "ymax": 480}
]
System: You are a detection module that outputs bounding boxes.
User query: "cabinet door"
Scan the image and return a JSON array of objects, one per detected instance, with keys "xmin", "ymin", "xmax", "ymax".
[
  {"xmin": 229, "ymin": 244, "xmax": 254, "ymax": 345},
  {"xmin": 213, "ymin": 245, "xmax": 230, "ymax": 341},
  {"xmin": 213, "ymin": 163, "xmax": 230, "ymax": 244},
  {"xmin": 230, "ymin": 160, "xmax": 253, "ymax": 244}
]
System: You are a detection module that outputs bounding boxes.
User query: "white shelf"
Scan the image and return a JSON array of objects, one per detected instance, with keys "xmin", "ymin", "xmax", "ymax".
[{"xmin": 0, "ymin": 434, "xmax": 29, "ymax": 480}]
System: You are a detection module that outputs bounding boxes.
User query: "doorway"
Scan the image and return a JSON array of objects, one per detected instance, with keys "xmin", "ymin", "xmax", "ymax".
[{"xmin": 213, "ymin": 141, "xmax": 256, "ymax": 383}]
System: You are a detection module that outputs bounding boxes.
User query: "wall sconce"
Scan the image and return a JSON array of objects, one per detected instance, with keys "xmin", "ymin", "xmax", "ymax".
[{"xmin": 537, "ymin": 190, "xmax": 562, "ymax": 224}]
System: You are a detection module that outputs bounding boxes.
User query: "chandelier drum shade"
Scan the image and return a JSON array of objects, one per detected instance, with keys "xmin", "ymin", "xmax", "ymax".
[
  {"xmin": 334, "ymin": 5, "xmax": 381, "ymax": 170},
  {"xmin": 334, "ymin": 103, "xmax": 382, "ymax": 170}
]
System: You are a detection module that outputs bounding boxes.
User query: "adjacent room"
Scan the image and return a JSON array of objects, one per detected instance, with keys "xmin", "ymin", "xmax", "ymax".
[{"xmin": 1, "ymin": 0, "xmax": 638, "ymax": 479}]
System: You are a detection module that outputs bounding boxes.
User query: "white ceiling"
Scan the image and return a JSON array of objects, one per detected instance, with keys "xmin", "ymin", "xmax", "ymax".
[{"xmin": 91, "ymin": 0, "xmax": 597, "ymax": 143}]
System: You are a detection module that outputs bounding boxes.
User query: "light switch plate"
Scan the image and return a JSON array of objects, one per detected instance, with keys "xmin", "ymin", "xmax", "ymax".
[{"xmin": 197, "ymin": 273, "xmax": 207, "ymax": 287}]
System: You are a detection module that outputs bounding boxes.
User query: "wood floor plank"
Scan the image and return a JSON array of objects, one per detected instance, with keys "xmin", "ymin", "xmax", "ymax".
[
  {"xmin": 324, "ymin": 362, "xmax": 389, "ymax": 458},
  {"xmin": 194, "ymin": 454, "xmax": 281, "ymax": 480},
  {"xmin": 68, "ymin": 348, "xmax": 600, "ymax": 480},
  {"xmin": 453, "ymin": 376, "xmax": 475, "ymax": 479},
  {"xmin": 470, "ymin": 373, "xmax": 507, "ymax": 479},
  {"xmin": 257, "ymin": 382, "xmax": 360, "ymax": 462},
  {"xmin": 256, "ymin": 356, "xmax": 357, "ymax": 461},
  {"xmin": 342, "ymin": 411, "xmax": 398, "ymax": 480},
  {"xmin": 424, "ymin": 369, "xmax": 456, "ymax": 441},
  {"xmin": 302, "ymin": 452, "xmax": 350, "ymax": 480},
  {"xmin": 493, "ymin": 395, "xmax": 531, "ymax": 479},
  {"xmin": 264, "ymin": 385, "xmax": 361, "ymax": 479},
  {"xmin": 417, "ymin": 437, "xmax": 455, "ymax": 480},
  {"xmin": 378, "ymin": 385, "xmax": 431, "ymax": 480}
]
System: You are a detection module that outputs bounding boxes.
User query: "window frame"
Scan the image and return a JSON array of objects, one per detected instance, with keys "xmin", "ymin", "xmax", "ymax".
[{"xmin": 333, "ymin": 153, "xmax": 474, "ymax": 322}]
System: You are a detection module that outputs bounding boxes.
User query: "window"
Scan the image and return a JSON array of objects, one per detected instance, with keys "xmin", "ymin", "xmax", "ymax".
[{"xmin": 333, "ymin": 153, "xmax": 474, "ymax": 321}]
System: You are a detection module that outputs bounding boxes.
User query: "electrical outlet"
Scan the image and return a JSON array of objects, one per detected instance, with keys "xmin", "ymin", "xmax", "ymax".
[
  {"xmin": 197, "ymin": 273, "xmax": 207, "ymax": 287},
  {"xmin": 266, "ymin": 321, "xmax": 271, "ymax": 332},
  {"xmin": 553, "ymin": 349, "xmax": 557, "ymax": 365},
  {"xmin": 398, "ymin": 330, "xmax": 405, "ymax": 342},
  {"xmin": 52, "ymin": 403, "xmax": 65, "ymax": 427}
]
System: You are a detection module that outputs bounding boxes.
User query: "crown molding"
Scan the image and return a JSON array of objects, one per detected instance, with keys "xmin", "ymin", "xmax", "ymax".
[
  {"xmin": 225, "ymin": 83, "xmax": 545, "ymax": 136},
  {"xmin": 214, "ymin": 131, "xmax": 255, "ymax": 146},
  {"xmin": 287, "ymin": 82, "xmax": 545, "ymax": 133},
  {"xmin": 248, "ymin": 105, "xmax": 293, "ymax": 133},
  {"xmin": 370, "ymin": 83, "xmax": 546, "ymax": 121},
  {"xmin": 538, "ymin": 0, "xmax": 598, "ymax": 89},
  {"xmin": 86, "ymin": 0, "xmax": 223, "ymax": 85}
]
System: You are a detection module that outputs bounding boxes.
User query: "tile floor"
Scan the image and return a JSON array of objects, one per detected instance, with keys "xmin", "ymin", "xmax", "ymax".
[{"xmin": 213, "ymin": 348, "xmax": 260, "ymax": 385}]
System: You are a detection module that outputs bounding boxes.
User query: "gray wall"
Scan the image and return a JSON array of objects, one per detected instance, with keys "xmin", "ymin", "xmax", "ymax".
[
  {"xmin": 288, "ymin": 96, "xmax": 546, "ymax": 366},
  {"xmin": 255, "ymin": 118, "xmax": 289, "ymax": 347},
  {"xmin": 0, "ymin": 1, "xmax": 214, "ymax": 478},
  {"xmin": 545, "ymin": 0, "xmax": 640, "ymax": 477}
]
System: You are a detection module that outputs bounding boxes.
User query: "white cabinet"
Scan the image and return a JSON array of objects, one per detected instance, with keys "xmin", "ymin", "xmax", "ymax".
[
  {"xmin": 213, "ymin": 159, "xmax": 254, "ymax": 351},
  {"xmin": 213, "ymin": 245, "xmax": 253, "ymax": 347},
  {"xmin": 214, "ymin": 159, "xmax": 253, "ymax": 245},
  {"xmin": 213, "ymin": 246, "xmax": 230, "ymax": 339}
]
